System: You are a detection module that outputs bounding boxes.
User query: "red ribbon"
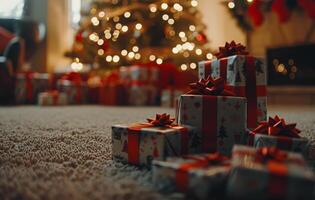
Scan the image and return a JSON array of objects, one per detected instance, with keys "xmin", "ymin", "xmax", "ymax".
[
  {"xmin": 175, "ymin": 153, "xmax": 229, "ymax": 192},
  {"xmin": 187, "ymin": 76, "xmax": 235, "ymax": 96},
  {"xmin": 215, "ymin": 41, "xmax": 249, "ymax": 59},
  {"xmin": 127, "ymin": 113, "xmax": 189, "ymax": 165},
  {"xmin": 49, "ymin": 90, "xmax": 59, "ymax": 105}
]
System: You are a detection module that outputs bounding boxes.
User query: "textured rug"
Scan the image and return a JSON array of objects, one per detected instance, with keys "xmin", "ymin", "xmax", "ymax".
[{"xmin": 0, "ymin": 105, "xmax": 314, "ymax": 200}]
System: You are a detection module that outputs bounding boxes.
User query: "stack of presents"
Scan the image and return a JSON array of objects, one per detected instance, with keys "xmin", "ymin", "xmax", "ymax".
[
  {"xmin": 111, "ymin": 42, "xmax": 315, "ymax": 200},
  {"xmin": 14, "ymin": 62, "xmax": 191, "ymax": 106}
]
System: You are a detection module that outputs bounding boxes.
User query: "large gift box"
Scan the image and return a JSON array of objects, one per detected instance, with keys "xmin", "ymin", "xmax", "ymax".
[
  {"xmin": 57, "ymin": 72, "xmax": 87, "ymax": 104},
  {"xmin": 248, "ymin": 115, "xmax": 309, "ymax": 157},
  {"xmin": 176, "ymin": 77, "xmax": 247, "ymax": 156},
  {"xmin": 15, "ymin": 72, "xmax": 51, "ymax": 104},
  {"xmin": 153, "ymin": 153, "xmax": 230, "ymax": 200},
  {"xmin": 38, "ymin": 91, "xmax": 67, "ymax": 106},
  {"xmin": 198, "ymin": 41, "xmax": 267, "ymax": 129},
  {"xmin": 112, "ymin": 114, "xmax": 199, "ymax": 167},
  {"xmin": 227, "ymin": 145, "xmax": 315, "ymax": 200}
]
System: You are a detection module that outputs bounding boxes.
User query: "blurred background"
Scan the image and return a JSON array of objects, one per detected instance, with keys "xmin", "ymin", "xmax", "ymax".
[{"xmin": 0, "ymin": 0, "xmax": 314, "ymax": 106}]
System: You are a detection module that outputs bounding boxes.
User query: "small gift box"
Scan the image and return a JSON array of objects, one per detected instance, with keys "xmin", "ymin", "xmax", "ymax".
[
  {"xmin": 153, "ymin": 153, "xmax": 230, "ymax": 200},
  {"xmin": 198, "ymin": 41, "xmax": 267, "ymax": 129},
  {"xmin": 57, "ymin": 72, "xmax": 87, "ymax": 104},
  {"xmin": 161, "ymin": 88, "xmax": 185, "ymax": 107},
  {"xmin": 227, "ymin": 145, "xmax": 315, "ymax": 200},
  {"xmin": 87, "ymin": 75, "xmax": 101, "ymax": 104},
  {"xmin": 38, "ymin": 90, "xmax": 67, "ymax": 106},
  {"xmin": 112, "ymin": 114, "xmax": 199, "ymax": 167},
  {"xmin": 176, "ymin": 77, "xmax": 247, "ymax": 156},
  {"xmin": 248, "ymin": 115, "xmax": 309, "ymax": 157},
  {"xmin": 15, "ymin": 72, "xmax": 51, "ymax": 104}
]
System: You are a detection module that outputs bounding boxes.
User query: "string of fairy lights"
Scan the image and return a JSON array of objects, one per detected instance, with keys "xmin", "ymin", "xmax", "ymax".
[{"xmin": 72, "ymin": 0, "xmax": 213, "ymax": 71}]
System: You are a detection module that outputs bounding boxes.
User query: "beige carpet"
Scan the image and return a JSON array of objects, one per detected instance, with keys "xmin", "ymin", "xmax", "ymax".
[{"xmin": 0, "ymin": 105, "xmax": 314, "ymax": 200}]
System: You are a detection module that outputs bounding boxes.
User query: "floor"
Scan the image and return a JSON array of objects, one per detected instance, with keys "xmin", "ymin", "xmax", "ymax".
[{"xmin": 0, "ymin": 105, "xmax": 314, "ymax": 200}]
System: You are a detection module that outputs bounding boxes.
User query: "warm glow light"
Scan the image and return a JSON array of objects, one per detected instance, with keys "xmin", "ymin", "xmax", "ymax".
[
  {"xmin": 228, "ymin": 2, "xmax": 235, "ymax": 9},
  {"xmin": 98, "ymin": 49, "xmax": 104, "ymax": 55},
  {"xmin": 122, "ymin": 26, "xmax": 128, "ymax": 32},
  {"xmin": 196, "ymin": 48, "xmax": 202, "ymax": 55},
  {"xmin": 162, "ymin": 14, "xmax": 169, "ymax": 21},
  {"xmin": 190, "ymin": 63, "xmax": 197, "ymax": 69},
  {"xmin": 181, "ymin": 64, "xmax": 188, "ymax": 71},
  {"xmin": 173, "ymin": 3, "xmax": 183, "ymax": 11},
  {"xmin": 105, "ymin": 32, "xmax": 111, "ymax": 39},
  {"xmin": 115, "ymin": 23, "xmax": 122, "ymax": 29},
  {"xmin": 150, "ymin": 4, "xmax": 157, "ymax": 12},
  {"xmin": 149, "ymin": 55, "xmax": 156, "ymax": 61},
  {"xmin": 121, "ymin": 49, "xmax": 128, "ymax": 56},
  {"xmin": 135, "ymin": 23, "xmax": 142, "ymax": 30},
  {"xmin": 135, "ymin": 53, "xmax": 141, "ymax": 60},
  {"xmin": 183, "ymin": 51, "xmax": 189, "ymax": 58},
  {"xmin": 132, "ymin": 46, "xmax": 139, "ymax": 52},
  {"xmin": 168, "ymin": 19, "xmax": 175, "ymax": 25},
  {"xmin": 113, "ymin": 55, "xmax": 120, "ymax": 62},
  {"xmin": 206, "ymin": 53, "xmax": 213, "ymax": 59},
  {"xmin": 98, "ymin": 11, "xmax": 105, "ymax": 18},
  {"xmin": 247, "ymin": 0, "xmax": 253, "ymax": 2},
  {"xmin": 97, "ymin": 39, "xmax": 104, "ymax": 45},
  {"xmin": 189, "ymin": 25, "xmax": 196, "ymax": 31},
  {"xmin": 181, "ymin": 37, "xmax": 187, "ymax": 42},
  {"xmin": 106, "ymin": 55, "xmax": 112, "ymax": 62},
  {"xmin": 113, "ymin": 16, "xmax": 119, "ymax": 22},
  {"xmin": 179, "ymin": 31, "xmax": 185, "ymax": 38},
  {"xmin": 71, "ymin": 58, "xmax": 83, "ymax": 72},
  {"xmin": 156, "ymin": 58, "xmax": 163, "ymax": 64},
  {"xmin": 277, "ymin": 64, "xmax": 285, "ymax": 72},
  {"xmin": 191, "ymin": 0, "xmax": 198, "ymax": 7},
  {"xmin": 172, "ymin": 47, "xmax": 179, "ymax": 54},
  {"xmin": 128, "ymin": 51, "xmax": 135, "ymax": 58},
  {"xmin": 161, "ymin": 3, "xmax": 168, "ymax": 10},
  {"xmin": 124, "ymin": 12, "xmax": 131, "ymax": 18}
]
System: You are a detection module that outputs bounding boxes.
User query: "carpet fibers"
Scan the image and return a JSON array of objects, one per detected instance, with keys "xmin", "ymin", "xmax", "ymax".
[{"xmin": 0, "ymin": 105, "xmax": 314, "ymax": 200}]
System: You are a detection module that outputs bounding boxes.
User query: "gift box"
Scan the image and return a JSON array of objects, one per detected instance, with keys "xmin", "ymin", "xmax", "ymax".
[
  {"xmin": 119, "ymin": 65, "xmax": 159, "ymax": 84},
  {"xmin": 153, "ymin": 153, "xmax": 230, "ymax": 200},
  {"xmin": 161, "ymin": 88, "xmax": 185, "ymax": 107},
  {"xmin": 15, "ymin": 72, "xmax": 52, "ymax": 104},
  {"xmin": 57, "ymin": 72, "xmax": 87, "ymax": 104},
  {"xmin": 87, "ymin": 75, "xmax": 102, "ymax": 104},
  {"xmin": 227, "ymin": 145, "xmax": 315, "ymax": 200},
  {"xmin": 248, "ymin": 115, "xmax": 309, "ymax": 157},
  {"xmin": 198, "ymin": 41, "xmax": 267, "ymax": 129},
  {"xmin": 176, "ymin": 77, "xmax": 247, "ymax": 156},
  {"xmin": 112, "ymin": 114, "xmax": 199, "ymax": 167},
  {"xmin": 38, "ymin": 91, "xmax": 67, "ymax": 106}
]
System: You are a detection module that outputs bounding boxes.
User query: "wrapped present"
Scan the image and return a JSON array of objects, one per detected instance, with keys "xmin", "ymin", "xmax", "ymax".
[
  {"xmin": 38, "ymin": 90, "xmax": 67, "ymax": 106},
  {"xmin": 161, "ymin": 88, "xmax": 185, "ymax": 107},
  {"xmin": 87, "ymin": 75, "xmax": 101, "ymax": 104},
  {"xmin": 112, "ymin": 113, "xmax": 199, "ymax": 167},
  {"xmin": 227, "ymin": 145, "xmax": 315, "ymax": 200},
  {"xmin": 128, "ymin": 83, "xmax": 158, "ymax": 106},
  {"xmin": 57, "ymin": 72, "xmax": 87, "ymax": 104},
  {"xmin": 198, "ymin": 41, "xmax": 267, "ymax": 129},
  {"xmin": 153, "ymin": 153, "xmax": 230, "ymax": 200},
  {"xmin": 99, "ymin": 71, "xmax": 128, "ymax": 105},
  {"xmin": 176, "ymin": 77, "xmax": 247, "ymax": 156},
  {"xmin": 119, "ymin": 65, "xmax": 159, "ymax": 84},
  {"xmin": 248, "ymin": 115, "xmax": 309, "ymax": 157},
  {"xmin": 15, "ymin": 72, "xmax": 51, "ymax": 104}
]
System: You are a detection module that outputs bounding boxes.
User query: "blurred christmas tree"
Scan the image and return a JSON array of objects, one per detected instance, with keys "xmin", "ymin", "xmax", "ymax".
[{"xmin": 66, "ymin": 0, "xmax": 214, "ymax": 71}]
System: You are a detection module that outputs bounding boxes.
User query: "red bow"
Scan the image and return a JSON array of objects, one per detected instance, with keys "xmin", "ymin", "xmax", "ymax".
[
  {"xmin": 147, "ymin": 113, "xmax": 175, "ymax": 127},
  {"xmin": 183, "ymin": 152, "xmax": 229, "ymax": 166},
  {"xmin": 187, "ymin": 76, "xmax": 235, "ymax": 96},
  {"xmin": 255, "ymin": 147, "xmax": 288, "ymax": 163},
  {"xmin": 215, "ymin": 41, "xmax": 249, "ymax": 59},
  {"xmin": 253, "ymin": 115, "xmax": 301, "ymax": 138}
]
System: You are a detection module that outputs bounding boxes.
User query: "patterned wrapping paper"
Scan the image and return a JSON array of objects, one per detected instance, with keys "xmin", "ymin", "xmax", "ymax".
[
  {"xmin": 198, "ymin": 55, "xmax": 267, "ymax": 129},
  {"xmin": 248, "ymin": 133, "xmax": 309, "ymax": 157},
  {"xmin": 153, "ymin": 154, "xmax": 230, "ymax": 200},
  {"xmin": 119, "ymin": 65, "xmax": 159, "ymax": 83},
  {"xmin": 176, "ymin": 94, "xmax": 247, "ymax": 156},
  {"xmin": 38, "ymin": 91, "xmax": 67, "ymax": 106},
  {"xmin": 227, "ymin": 145, "xmax": 315, "ymax": 200},
  {"xmin": 15, "ymin": 73, "xmax": 51, "ymax": 104},
  {"xmin": 161, "ymin": 89, "xmax": 185, "ymax": 107},
  {"xmin": 57, "ymin": 80, "xmax": 88, "ymax": 104},
  {"xmin": 112, "ymin": 124, "xmax": 199, "ymax": 167}
]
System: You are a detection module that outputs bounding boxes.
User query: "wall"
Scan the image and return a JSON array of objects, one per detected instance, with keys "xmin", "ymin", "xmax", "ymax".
[{"xmin": 198, "ymin": 0, "xmax": 246, "ymax": 52}]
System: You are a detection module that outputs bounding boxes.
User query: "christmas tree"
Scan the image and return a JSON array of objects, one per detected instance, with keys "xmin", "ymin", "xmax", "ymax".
[{"xmin": 67, "ymin": 0, "xmax": 213, "ymax": 71}]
